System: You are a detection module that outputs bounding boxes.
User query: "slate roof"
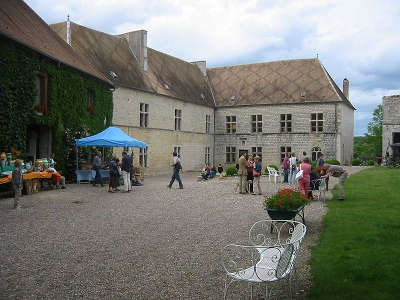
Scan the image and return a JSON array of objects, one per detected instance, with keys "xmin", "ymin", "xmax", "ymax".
[
  {"xmin": 0, "ymin": 0, "xmax": 111, "ymax": 85},
  {"xmin": 207, "ymin": 58, "xmax": 355, "ymax": 109},
  {"xmin": 50, "ymin": 22, "xmax": 215, "ymax": 107}
]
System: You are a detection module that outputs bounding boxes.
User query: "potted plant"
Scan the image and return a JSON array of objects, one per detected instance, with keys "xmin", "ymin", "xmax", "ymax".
[{"xmin": 264, "ymin": 188, "xmax": 310, "ymax": 220}]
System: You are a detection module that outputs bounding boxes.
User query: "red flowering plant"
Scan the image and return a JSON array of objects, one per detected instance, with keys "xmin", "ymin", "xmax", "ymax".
[{"xmin": 264, "ymin": 188, "xmax": 310, "ymax": 211}]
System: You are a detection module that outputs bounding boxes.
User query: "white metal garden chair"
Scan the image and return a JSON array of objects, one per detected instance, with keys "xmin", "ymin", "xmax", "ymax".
[
  {"xmin": 267, "ymin": 167, "xmax": 282, "ymax": 184},
  {"xmin": 221, "ymin": 220, "xmax": 307, "ymax": 299},
  {"xmin": 312, "ymin": 178, "xmax": 327, "ymax": 207}
]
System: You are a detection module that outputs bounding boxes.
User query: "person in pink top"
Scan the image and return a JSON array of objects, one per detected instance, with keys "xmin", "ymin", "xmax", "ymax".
[{"xmin": 298, "ymin": 157, "xmax": 311, "ymax": 197}]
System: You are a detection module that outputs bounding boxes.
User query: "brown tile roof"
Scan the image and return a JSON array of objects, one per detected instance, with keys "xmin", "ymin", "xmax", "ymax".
[
  {"xmin": 51, "ymin": 22, "xmax": 149, "ymax": 91},
  {"xmin": 0, "ymin": 0, "xmax": 111, "ymax": 85},
  {"xmin": 146, "ymin": 48, "xmax": 215, "ymax": 107},
  {"xmin": 207, "ymin": 58, "xmax": 355, "ymax": 109},
  {"xmin": 50, "ymin": 22, "xmax": 215, "ymax": 107}
]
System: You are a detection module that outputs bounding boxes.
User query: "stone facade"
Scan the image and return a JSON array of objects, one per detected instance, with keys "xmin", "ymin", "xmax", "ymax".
[
  {"xmin": 112, "ymin": 87, "xmax": 214, "ymax": 175},
  {"xmin": 214, "ymin": 103, "xmax": 343, "ymax": 168},
  {"xmin": 382, "ymin": 95, "xmax": 400, "ymax": 159}
]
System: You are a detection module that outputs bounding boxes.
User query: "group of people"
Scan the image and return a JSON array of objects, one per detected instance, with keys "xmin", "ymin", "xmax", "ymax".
[
  {"xmin": 282, "ymin": 152, "xmax": 348, "ymax": 200},
  {"xmin": 237, "ymin": 154, "xmax": 263, "ymax": 195},
  {"xmin": 92, "ymin": 151, "xmax": 142, "ymax": 193}
]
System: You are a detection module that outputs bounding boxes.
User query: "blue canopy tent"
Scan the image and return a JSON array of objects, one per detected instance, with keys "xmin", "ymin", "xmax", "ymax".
[
  {"xmin": 75, "ymin": 127, "xmax": 147, "ymax": 183},
  {"xmin": 76, "ymin": 126, "xmax": 147, "ymax": 148}
]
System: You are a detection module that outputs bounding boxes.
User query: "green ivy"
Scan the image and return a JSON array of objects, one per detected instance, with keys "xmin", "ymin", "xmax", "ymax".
[{"xmin": 0, "ymin": 37, "xmax": 113, "ymax": 180}]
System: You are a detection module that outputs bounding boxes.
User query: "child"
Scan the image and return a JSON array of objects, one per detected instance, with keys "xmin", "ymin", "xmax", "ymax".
[{"xmin": 12, "ymin": 159, "xmax": 23, "ymax": 209}]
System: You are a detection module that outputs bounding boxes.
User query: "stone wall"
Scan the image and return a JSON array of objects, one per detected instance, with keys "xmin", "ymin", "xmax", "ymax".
[
  {"xmin": 214, "ymin": 103, "xmax": 339, "ymax": 168},
  {"xmin": 382, "ymin": 95, "xmax": 400, "ymax": 157},
  {"xmin": 112, "ymin": 87, "xmax": 214, "ymax": 175}
]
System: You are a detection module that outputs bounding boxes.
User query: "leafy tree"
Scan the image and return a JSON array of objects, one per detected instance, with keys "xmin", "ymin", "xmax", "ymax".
[{"xmin": 353, "ymin": 105, "xmax": 382, "ymax": 160}]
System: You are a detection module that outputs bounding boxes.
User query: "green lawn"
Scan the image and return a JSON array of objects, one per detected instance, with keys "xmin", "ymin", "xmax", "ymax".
[{"xmin": 309, "ymin": 167, "xmax": 400, "ymax": 299}]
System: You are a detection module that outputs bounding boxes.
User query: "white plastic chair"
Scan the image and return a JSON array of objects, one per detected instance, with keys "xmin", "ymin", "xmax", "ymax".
[
  {"xmin": 222, "ymin": 220, "xmax": 306, "ymax": 299},
  {"xmin": 267, "ymin": 167, "xmax": 282, "ymax": 185}
]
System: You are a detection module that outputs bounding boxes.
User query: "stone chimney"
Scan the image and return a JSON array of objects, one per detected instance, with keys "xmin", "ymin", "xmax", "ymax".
[
  {"xmin": 191, "ymin": 61, "xmax": 207, "ymax": 77},
  {"xmin": 119, "ymin": 30, "xmax": 148, "ymax": 71},
  {"xmin": 343, "ymin": 78, "xmax": 349, "ymax": 99}
]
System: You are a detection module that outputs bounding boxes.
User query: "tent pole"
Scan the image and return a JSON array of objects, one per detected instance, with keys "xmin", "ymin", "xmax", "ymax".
[{"xmin": 76, "ymin": 146, "xmax": 79, "ymax": 170}]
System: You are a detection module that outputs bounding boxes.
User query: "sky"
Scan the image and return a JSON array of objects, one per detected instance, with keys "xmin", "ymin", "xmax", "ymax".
[{"xmin": 25, "ymin": 0, "xmax": 400, "ymax": 136}]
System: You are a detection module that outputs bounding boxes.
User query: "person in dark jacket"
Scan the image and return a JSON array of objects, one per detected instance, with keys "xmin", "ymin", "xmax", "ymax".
[
  {"xmin": 108, "ymin": 158, "xmax": 119, "ymax": 192},
  {"xmin": 12, "ymin": 159, "xmax": 23, "ymax": 209},
  {"xmin": 121, "ymin": 151, "xmax": 132, "ymax": 192},
  {"xmin": 92, "ymin": 151, "xmax": 104, "ymax": 187}
]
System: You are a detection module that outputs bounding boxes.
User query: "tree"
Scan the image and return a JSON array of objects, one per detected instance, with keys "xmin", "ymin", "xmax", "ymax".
[
  {"xmin": 366, "ymin": 104, "xmax": 382, "ymax": 159},
  {"xmin": 353, "ymin": 104, "xmax": 382, "ymax": 161}
]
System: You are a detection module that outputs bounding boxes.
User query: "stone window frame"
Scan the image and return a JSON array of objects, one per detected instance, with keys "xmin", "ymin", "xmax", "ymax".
[
  {"xmin": 173, "ymin": 146, "xmax": 182, "ymax": 158},
  {"xmin": 311, "ymin": 113, "xmax": 323, "ymax": 132},
  {"xmin": 251, "ymin": 115, "xmax": 263, "ymax": 133},
  {"xmin": 175, "ymin": 109, "xmax": 182, "ymax": 131},
  {"xmin": 205, "ymin": 147, "xmax": 210, "ymax": 165},
  {"xmin": 280, "ymin": 114, "xmax": 292, "ymax": 133},
  {"xmin": 226, "ymin": 115, "xmax": 237, "ymax": 134},
  {"xmin": 140, "ymin": 103, "xmax": 149, "ymax": 127},
  {"xmin": 226, "ymin": 146, "xmax": 236, "ymax": 163},
  {"xmin": 206, "ymin": 114, "xmax": 211, "ymax": 133},
  {"xmin": 139, "ymin": 146, "xmax": 148, "ymax": 168},
  {"xmin": 251, "ymin": 146, "xmax": 262, "ymax": 161},
  {"xmin": 280, "ymin": 146, "xmax": 292, "ymax": 162},
  {"xmin": 311, "ymin": 146, "xmax": 322, "ymax": 162}
]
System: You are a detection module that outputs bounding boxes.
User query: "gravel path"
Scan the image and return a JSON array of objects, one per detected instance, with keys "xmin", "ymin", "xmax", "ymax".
[{"xmin": 0, "ymin": 167, "xmax": 367, "ymax": 299}]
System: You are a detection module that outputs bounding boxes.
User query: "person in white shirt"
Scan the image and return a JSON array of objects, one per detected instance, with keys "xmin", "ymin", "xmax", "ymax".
[{"xmin": 289, "ymin": 153, "xmax": 298, "ymax": 185}]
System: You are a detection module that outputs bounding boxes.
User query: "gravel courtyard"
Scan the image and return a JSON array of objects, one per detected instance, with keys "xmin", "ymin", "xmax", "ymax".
[{"xmin": 0, "ymin": 168, "xmax": 365, "ymax": 299}]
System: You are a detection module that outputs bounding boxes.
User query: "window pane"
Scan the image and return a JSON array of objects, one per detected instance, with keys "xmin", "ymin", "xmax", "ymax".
[
  {"xmin": 287, "ymin": 147, "xmax": 291, "ymax": 152},
  {"xmin": 318, "ymin": 113, "xmax": 323, "ymax": 120},
  {"xmin": 287, "ymin": 114, "xmax": 292, "ymax": 120},
  {"xmin": 232, "ymin": 116, "xmax": 236, "ymax": 122},
  {"xmin": 232, "ymin": 123, "xmax": 236, "ymax": 132},
  {"xmin": 311, "ymin": 113, "xmax": 316, "ymax": 120},
  {"xmin": 258, "ymin": 115, "xmax": 262, "ymax": 122},
  {"xmin": 257, "ymin": 123, "xmax": 262, "ymax": 132},
  {"xmin": 252, "ymin": 115, "xmax": 256, "ymax": 121},
  {"xmin": 226, "ymin": 116, "xmax": 230, "ymax": 122}
]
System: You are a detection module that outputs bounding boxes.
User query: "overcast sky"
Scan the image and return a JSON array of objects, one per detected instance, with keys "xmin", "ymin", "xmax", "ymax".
[{"xmin": 25, "ymin": 0, "xmax": 400, "ymax": 136}]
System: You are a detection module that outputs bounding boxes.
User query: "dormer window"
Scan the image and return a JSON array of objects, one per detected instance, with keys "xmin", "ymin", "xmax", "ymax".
[
  {"xmin": 300, "ymin": 91, "xmax": 307, "ymax": 98},
  {"xmin": 109, "ymin": 71, "xmax": 118, "ymax": 78},
  {"xmin": 163, "ymin": 83, "xmax": 170, "ymax": 90},
  {"xmin": 200, "ymin": 93, "xmax": 205, "ymax": 100},
  {"xmin": 231, "ymin": 96, "xmax": 236, "ymax": 101}
]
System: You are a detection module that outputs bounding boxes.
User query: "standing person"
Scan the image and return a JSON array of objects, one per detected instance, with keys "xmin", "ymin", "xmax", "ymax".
[
  {"xmin": 217, "ymin": 163, "xmax": 224, "ymax": 176},
  {"xmin": 247, "ymin": 155, "xmax": 254, "ymax": 193},
  {"xmin": 282, "ymin": 153, "xmax": 290, "ymax": 183},
  {"xmin": 289, "ymin": 153, "xmax": 297, "ymax": 185},
  {"xmin": 316, "ymin": 153, "xmax": 325, "ymax": 167},
  {"xmin": 92, "ymin": 151, "xmax": 104, "ymax": 187},
  {"xmin": 298, "ymin": 157, "xmax": 312, "ymax": 197},
  {"xmin": 238, "ymin": 153, "xmax": 248, "ymax": 194},
  {"xmin": 252, "ymin": 156, "xmax": 263, "ymax": 195},
  {"xmin": 121, "ymin": 151, "xmax": 132, "ymax": 192},
  {"xmin": 108, "ymin": 158, "xmax": 119, "ymax": 193},
  {"xmin": 321, "ymin": 164, "xmax": 348, "ymax": 200},
  {"xmin": 12, "ymin": 159, "xmax": 23, "ymax": 209},
  {"xmin": 168, "ymin": 152, "xmax": 183, "ymax": 189}
]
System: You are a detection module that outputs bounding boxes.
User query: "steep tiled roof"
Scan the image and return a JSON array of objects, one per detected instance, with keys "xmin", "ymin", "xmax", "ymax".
[
  {"xmin": 50, "ymin": 22, "xmax": 215, "ymax": 107},
  {"xmin": 146, "ymin": 48, "xmax": 214, "ymax": 107},
  {"xmin": 207, "ymin": 58, "xmax": 355, "ymax": 109},
  {"xmin": 0, "ymin": 0, "xmax": 111, "ymax": 85},
  {"xmin": 51, "ymin": 22, "xmax": 149, "ymax": 90}
]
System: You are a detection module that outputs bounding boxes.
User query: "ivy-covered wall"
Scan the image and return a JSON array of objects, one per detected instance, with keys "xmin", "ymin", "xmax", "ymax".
[{"xmin": 0, "ymin": 36, "xmax": 113, "ymax": 179}]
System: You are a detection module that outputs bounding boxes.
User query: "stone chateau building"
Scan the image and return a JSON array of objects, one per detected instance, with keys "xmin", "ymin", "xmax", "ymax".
[
  {"xmin": 382, "ymin": 95, "xmax": 400, "ymax": 162},
  {"xmin": 51, "ymin": 21, "xmax": 355, "ymax": 175}
]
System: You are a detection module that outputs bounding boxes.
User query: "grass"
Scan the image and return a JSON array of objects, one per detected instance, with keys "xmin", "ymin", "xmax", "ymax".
[{"xmin": 309, "ymin": 167, "xmax": 400, "ymax": 300}]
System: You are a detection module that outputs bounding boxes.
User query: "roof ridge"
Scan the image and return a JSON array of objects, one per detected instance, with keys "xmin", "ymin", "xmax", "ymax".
[
  {"xmin": 147, "ymin": 47, "xmax": 200, "ymax": 69},
  {"xmin": 208, "ymin": 58, "xmax": 318, "ymax": 70}
]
